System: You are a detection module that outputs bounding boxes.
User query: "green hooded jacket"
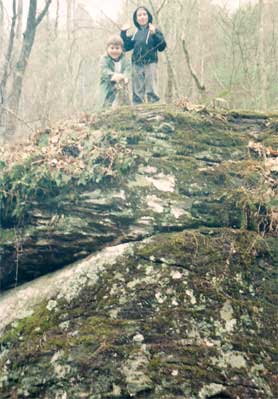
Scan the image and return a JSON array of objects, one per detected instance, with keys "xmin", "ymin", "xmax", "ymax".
[{"xmin": 99, "ymin": 53, "xmax": 131, "ymax": 108}]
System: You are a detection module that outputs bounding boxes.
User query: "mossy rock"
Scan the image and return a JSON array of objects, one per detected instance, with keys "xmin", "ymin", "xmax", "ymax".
[
  {"xmin": 1, "ymin": 105, "xmax": 277, "ymax": 290},
  {"xmin": 0, "ymin": 228, "xmax": 276, "ymax": 398}
]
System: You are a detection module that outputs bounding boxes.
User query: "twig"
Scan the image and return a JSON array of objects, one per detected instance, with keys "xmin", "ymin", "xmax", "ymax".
[
  {"xmin": 14, "ymin": 227, "xmax": 23, "ymax": 288},
  {"xmin": 0, "ymin": 104, "xmax": 33, "ymax": 131},
  {"xmin": 96, "ymin": 6, "xmax": 122, "ymax": 30},
  {"xmin": 157, "ymin": 0, "xmax": 168, "ymax": 15},
  {"xmin": 182, "ymin": 39, "xmax": 206, "ymax": 92}
]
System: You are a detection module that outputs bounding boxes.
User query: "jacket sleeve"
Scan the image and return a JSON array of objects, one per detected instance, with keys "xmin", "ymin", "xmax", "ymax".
[
  {"xmin": 120, "ymin": 30, "xmax": 135, "ymax": 52},
  {"xmin": 122, "ymin": 58, "xmax": 131, "ymax": 80},
  {"xmin": 152, "ymin": 29, "xmax": 167, "ymax": 52},
  {"xmin": 99, "ymin": 56, "xmax": 114, "ymax": 84}
]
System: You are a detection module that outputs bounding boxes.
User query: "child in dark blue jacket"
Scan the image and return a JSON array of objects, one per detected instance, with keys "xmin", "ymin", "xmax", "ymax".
[{"xmin": 121, "ymin": 6, "xmax": 167, "ymax": 105}]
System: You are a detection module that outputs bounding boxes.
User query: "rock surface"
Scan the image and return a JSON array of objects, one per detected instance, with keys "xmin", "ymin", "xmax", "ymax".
[
  {"xmin": 0, "ymin": 106, "xmax": 277, "ymax": 290},
  {"xmin": 0, "ymin": 229, "xmax": 276, "ymax": 398},
  {"xmin": 0, "ymin": 105, "xmax": 277, "ymax": 398}
]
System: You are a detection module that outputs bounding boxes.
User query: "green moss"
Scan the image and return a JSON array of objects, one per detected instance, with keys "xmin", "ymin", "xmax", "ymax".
[
  {"xmin": 79, "ymin": 317, "xmax": 126, "ymax": 340},
  {"xmin": 0, "ymin": 228, "xmax": 16, "ymax": 241},
  {"xmin": 0, "ymin": 301, "xmax": 57, "ymax": 348},
  {"xmin": 0, "ymin": 227, "xmax": 277, "ymax": 397},
  {"xmin": 1, "ymin": 104, "xmax": 277, "ymax": 396}
]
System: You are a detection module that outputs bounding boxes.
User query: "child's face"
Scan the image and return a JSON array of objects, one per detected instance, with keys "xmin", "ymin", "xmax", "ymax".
[
  {"xmin": 136, "ymin": 8, "xmax": 149, "ymax": 27},
  {"xmin": 107, "ymin": 44, "xmax": 123, "ymax": 60}
]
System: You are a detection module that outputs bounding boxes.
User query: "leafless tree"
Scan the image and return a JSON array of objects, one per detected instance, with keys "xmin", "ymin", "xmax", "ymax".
[
  {"xmin": 3, "ymin": 0, "xmax": 52, "ymax": 136},
  {"xmin": 0, "ymin": 0, "xmax": 277, "ymax": 143},
  {"xmin": 147, "ymin": 0, "xmax": 179, "ymax": 102},
  {"xmin": 0, "ymin": 0, "xmax": 17, "ymax": 104},
  {"xmin": 258, "ymin": 0, "xmax": 267, "ymax": 110}
]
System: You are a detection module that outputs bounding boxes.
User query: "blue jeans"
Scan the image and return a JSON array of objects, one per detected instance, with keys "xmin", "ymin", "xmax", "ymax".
[{"xmin": 132, "ymin": 63, "xmax": 160, "ymax": 104}]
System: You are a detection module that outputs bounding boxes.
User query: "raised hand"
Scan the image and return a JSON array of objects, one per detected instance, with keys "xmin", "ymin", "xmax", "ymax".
[
  {"xmin": 149, "ymin": 23, "xmax": 156, "ymax": 34},
  {"xmin": 121, "ymin": 23, "xmax": 131, "ymax": 32}
]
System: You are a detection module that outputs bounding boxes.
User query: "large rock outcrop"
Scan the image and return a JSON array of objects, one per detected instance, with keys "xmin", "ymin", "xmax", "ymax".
[
  {"xmin": 0, "ymin": 229, "xmax": 276, "ymax": 398},
  {"xmin": 0, "ymin": 105, "xmax": 277, "ymax": 290},
  {"xmin": 0, "ymin": 104, "xmax": 277, "ymax": 398}
]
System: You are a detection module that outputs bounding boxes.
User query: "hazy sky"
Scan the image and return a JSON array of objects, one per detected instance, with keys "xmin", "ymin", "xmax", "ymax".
[
  {"xmin": 80, "ymin": 0, "xmax": 256, "ymax": 18},
  {"xmin": 1, "ymin": 0, "xmax": 123, "ymax": 20},
  {"xmin": 79, "ymin": 0, "xmax": 256, "ymax": 16},
  {"xmin": 77, "ymin": 0, "xmax": 123, "ymax": 18},
  {"xmin": 2, "ymin": 0, "xmax": 257, "ymax": 21}
]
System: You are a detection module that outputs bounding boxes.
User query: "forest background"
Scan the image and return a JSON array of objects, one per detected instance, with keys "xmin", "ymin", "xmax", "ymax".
[{"xmin": 0, "ymin": 0, "xmax": 277, "ymax": 140}]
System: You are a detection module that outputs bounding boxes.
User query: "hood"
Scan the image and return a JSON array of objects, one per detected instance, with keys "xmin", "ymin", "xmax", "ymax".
[{"xmin": 133, "ymin": 6, "xmax": 153, "ymax": 29}]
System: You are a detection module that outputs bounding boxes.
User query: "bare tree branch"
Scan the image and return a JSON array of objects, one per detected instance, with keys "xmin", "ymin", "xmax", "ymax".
[
  {"xmin": 96, "ymin": 6, "xmax": 122, "ymax": 30},
  {"xmin": 0, "ymin": 104, "xmax": 33, "ymax": 131},
  {"xmin": 54, "ymin": 0, "xmax": 59, "ymax": 36},
  {"xmin": 36, "ymin": 0, "xmax": 52, "ymax": 26},
  {"xmin": 182, "ymin": 39, "xmax": 206, "ymax": 92},
  {"xmin": 157, "ymin": 0, "xmax": 168, "ymax": 16},
  {"xmin": 147, "ymin": 0, "xmax": 157, "ymax": 19}
]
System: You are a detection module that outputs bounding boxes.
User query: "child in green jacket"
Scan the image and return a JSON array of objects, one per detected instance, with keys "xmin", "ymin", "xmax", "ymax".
[{"xmin": 100, "ymin": 35, "xmax": 130, "ymax": 108}]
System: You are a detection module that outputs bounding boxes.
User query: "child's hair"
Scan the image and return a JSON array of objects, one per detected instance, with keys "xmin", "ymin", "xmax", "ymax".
[{"xmin": 106, "ymin": 35, "xmax": 124, "ymax": 48}]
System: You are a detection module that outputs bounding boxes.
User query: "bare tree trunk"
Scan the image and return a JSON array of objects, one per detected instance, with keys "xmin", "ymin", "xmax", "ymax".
[
  {"xmin": 164, "ymin": 49, "xmax": 179, "ymax": 103},
  {"xmin": 192, "ymin": 0, "xmax": 205, "ymax": 102},
  {"xmin": 72, "ymin": 0, "xmax": 76, "ymax": 29},
  {"xmin": 66, "ymin": 0, "xmax": 72, "ymax": 40},
  {"xmin": 147, "ymin": 0, "xmax": 179, "ymax": 102},
  {"xmin": 0, "ymin": 0, "xmax": 17, "ymax": 101},
  {"xmin": 16, "ymin": 0, "xmax": 23, "ymax": 39},
  {"xmin": 0, "ymin": 0, "xmax": 4, "ymax": 55},
  {"xmin": 7, "ymin": 2, "xmax": 37, "ymax": 135},
  {"xmin": 6, "ymin": 0, "xmax": 52, "ymax": 136},
  {"xmin": 165, "ymin": 60, "xmax": 173, "ymax": 103},
  {"xmin": 258, "ymin": 0, "xmax": 267, "ymax": 111},
  {"xmin": 0, "ymin": 0, "xmax": 6, "ymax": 142},
  {"xmin": 40, "ymin": 0, "xmax": 51, "ymax": 129},
  {"xmin": 0, "ymin": 0, "xmax": 17, "ymax": 138},
  {"xmin": 55, "ymin": 0, "xmax": 60, "ymax": 37}
]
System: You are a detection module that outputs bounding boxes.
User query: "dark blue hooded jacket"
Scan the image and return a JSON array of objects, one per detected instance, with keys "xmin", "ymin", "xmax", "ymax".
[{"xmin": 120, "ymin": 7, "xmax": 167, "ymax": 65}]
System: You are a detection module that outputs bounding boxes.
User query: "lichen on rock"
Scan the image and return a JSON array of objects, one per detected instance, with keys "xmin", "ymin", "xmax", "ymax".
[
  {"xmin": 0, "ymin": 227, "xmax": 276, "ymax": 398},
  {"xmin": 0, "ymin": 105, "xmax": 277, "ymax": 398},
  {"xmin": 1, "ymin": 105, "xmax": 277, "ymax": 290}
]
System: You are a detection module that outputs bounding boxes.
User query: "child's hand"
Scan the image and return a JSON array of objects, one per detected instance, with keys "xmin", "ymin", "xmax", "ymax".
[
  {"xmin": 149, "ymin": 23, "xmax": 156, "ymax": 34},
  {"xmin": 111, "ymin": 73, "xmax": 124, "ymax": 83},
  {"xmin": 121, "ymin": 23, "xmax": 131, "ymax": 31},
  {"xmin": 111, "ymin": 73, "xmax": 119, "ymax": 82}
]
